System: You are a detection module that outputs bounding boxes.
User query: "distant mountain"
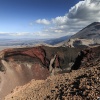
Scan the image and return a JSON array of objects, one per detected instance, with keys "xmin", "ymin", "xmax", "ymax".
[
  {"xmin": 45, "ymin": 35, "xmax": 71, "ymax": 45},
  {"xmin": 71, "ymin": 22, "xmax": 100, "ymax": 40},
  {"xmin": 55, "ymin": 22, "xmax": 100, "ymax": 47}
]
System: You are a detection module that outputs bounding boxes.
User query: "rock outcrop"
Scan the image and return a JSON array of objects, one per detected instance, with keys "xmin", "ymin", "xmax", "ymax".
[
  {"xmin": 72, "ymin": 46, "xmax": 100, "ymax": 70},
  {"xmin": 67, "ymin": 38, "xmax": 94, "ymax": 47}
]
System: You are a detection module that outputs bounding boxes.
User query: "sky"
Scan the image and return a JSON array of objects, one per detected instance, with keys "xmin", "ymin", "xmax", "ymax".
[{"xmin": 0, "ymin": 0, "xmax": 100, "ymax": 39}]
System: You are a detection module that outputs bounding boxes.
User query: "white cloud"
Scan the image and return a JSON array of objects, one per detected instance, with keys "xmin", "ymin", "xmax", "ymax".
[
  {"xmin": 35, "ymin": 19, "xmax": 50, "ymax": 25},
  {"xmin": 52, "ymin": 0, "xmax": 100, "ymax": 26},
  {"xmin": 38, "ymin": 0, "xmax": 100, "ymax": 38},
  {"xmin": 0, "ymin": 32, "xmax": 51, "ymax": 39},
  {"xmin": 0, "ymin": 32, "xmax": 10, "ymax": 34},
  {"xmin": 68, "ymin": 0, "xmax": 100, "ymax": 21},
  {"xmin": 2, "ymin": 0, "xmax": 100, "ymax": 39},
  {"xmin": 10, "ymin": 32, "xmax": 30, "ymax": 36},
  {"xmin": 52, "ymin": 16, "xmax": 68, "ymax": 25}
]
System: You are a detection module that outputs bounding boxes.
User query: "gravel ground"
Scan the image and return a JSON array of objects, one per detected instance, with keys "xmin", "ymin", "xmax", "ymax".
[{"xmin": 5, "ymin": 62, "xmax": 100, "ymax": 100}]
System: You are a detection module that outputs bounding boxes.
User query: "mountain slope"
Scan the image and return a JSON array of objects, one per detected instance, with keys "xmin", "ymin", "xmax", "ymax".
[
  {"xmin": 55, "ymin": 22, "xmax": 100, "ymax": 47},
  {"xmin": 45, "ymin": 35, "xmax": 70, "ymax": 45},
  {"xmin": 71, "ymin": 22, "xmax": 100, "ymax": 39}
]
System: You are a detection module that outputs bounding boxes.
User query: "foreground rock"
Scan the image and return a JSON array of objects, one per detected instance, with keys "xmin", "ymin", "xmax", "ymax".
[
  {"xmin": 1, "ymin": 46, "xmax": 100, "ymax": 99},
  {"xmin": 5, "ymin": 62, "xmax": 100, "ymax": 100},
  {"xmin": 72, "ymin": 46, "xmax": 100, "ymax": 70}
]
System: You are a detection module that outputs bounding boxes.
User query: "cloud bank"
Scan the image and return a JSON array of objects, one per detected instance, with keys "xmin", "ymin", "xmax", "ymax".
[
  {"xmin": 35, "ymin": 0, "xmax": 100, "ymax": 38},
  {"xmin": 35, "ymin": 19, "xmax": 50, "ymax": 25},
  {"xmin": 1, "ymin": 0, "xmax": 100, "ymax": 39}
]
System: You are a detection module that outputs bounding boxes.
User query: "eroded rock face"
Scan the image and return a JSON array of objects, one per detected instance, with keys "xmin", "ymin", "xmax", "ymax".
[
  {"xmin": 71, "ymin": 46, "xmax": 100, "ymax": 70},
  {"xmin": 0, "ymin": 47, "xmax": 48, "ymax": 66},
  {"xmin": 67, "ymin": 38, "xmax": 94, "ymax": 47},
  {"xmin": 0, "ymin": 46, "xmax": 50, "ymax": 99},
  {"xmin": 42, "ymin": 46, "xmax": 83, "ymax": 69},
  {"xmin": 31, "ymin": 63, "xmax": 49, "ymax": 80}
]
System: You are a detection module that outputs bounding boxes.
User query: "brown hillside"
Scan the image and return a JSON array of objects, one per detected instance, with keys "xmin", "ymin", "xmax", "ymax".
[{"xmin": 5, "ymin": 62, "xmax": 100, "ymax": 100}]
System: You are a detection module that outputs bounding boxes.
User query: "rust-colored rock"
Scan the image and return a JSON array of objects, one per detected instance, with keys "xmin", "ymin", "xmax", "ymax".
[
  {"xmin": 0, "ymin": 47, "xmax": 48, "ymax": 66},
  {"xmin": 0, "ymin": 46, "xmax": 50, "ymax": 99},
  {"xmin": 21, "ymin": 47, "xmax": 47, "ymax": 65},
  {"xmin": 31, "ymin": 63, "xmax": 49, "ymax": 80}
]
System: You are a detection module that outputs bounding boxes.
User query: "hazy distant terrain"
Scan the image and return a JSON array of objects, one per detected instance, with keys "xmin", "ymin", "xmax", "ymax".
[
  {"xmin": 0, "ymin": 36, "xmax": 70, "ymax": 50},
  {"xmin": 44, "ymin": 35, "xmax": 70, "ymax": 45},
  {"xmin": 0, "ymin": 38, "xmax": 46, "ymax": 50},
  {"xmin": 0, "ymin": 22, "xmax": 100, "ymax": 50},
  {"xmin": 0, "ymin": 38, "xmax": 46, "ymax": 46},
  {"xmin": 0, "ymin": 39, "xmax": 41, "ymax": 51}
]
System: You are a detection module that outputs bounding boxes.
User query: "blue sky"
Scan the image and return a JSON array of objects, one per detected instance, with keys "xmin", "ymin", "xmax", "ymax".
[
  {"xmin": 0, "ymin": 0, "xmax": 79, "ymax": 32},
  {"xmin": 0, "ymin": 0, "xmax": 100, "ymax": 39}
]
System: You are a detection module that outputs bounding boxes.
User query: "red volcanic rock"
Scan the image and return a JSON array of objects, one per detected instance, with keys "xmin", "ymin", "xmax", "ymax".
[
  {"xmin": 31, "ymin": 63, "xmax": 49, "ymax": 80},
  {"xmin": 0, "ymin": 46, "xmax": 50, "ymax": 99},
  {"xmin": 1, "ymin": 46, "xmax": 49, "ymax": 67},
  {"xmin": 21, "ymin": 47, "xmax": 47, "ymax": 65}
]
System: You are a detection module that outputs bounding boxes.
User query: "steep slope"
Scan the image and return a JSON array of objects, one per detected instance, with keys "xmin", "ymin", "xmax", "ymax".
[
  {"xmin": 0, "ymin": 47, "xmax": 50, "ymax": 99},
  {"xmin": 5, "ymin": 60, "xmax": 100, "ymax": 100},
  {"xmin": 71, "ymin": 22, "xmax": 100, "ymax": 40}
]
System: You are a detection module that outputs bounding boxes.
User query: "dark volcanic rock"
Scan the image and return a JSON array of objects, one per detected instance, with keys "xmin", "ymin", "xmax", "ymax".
[
  {"xmin": 42, "ymin": 46, "xmax": 84, "ymax": 69},
  {"xmin": 71, "ymin": 46, "xmax": 100, "ymax": 70},
  {"xmin": 71, "ymin": 22, "xmax": 100, "ymax": 40}
]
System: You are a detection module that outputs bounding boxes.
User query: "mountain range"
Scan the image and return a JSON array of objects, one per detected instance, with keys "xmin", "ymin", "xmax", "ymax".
[{"xmin": 55, "ymin": 22, "xmax": 100, "ymax": 47}]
